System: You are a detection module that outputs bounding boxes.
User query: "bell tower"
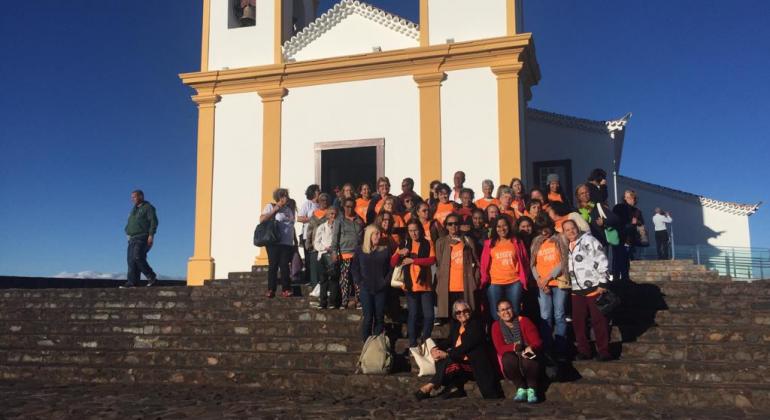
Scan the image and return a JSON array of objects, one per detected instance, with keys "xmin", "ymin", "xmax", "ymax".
[
  {"xmin": 201, "ymin": 0, "xmax": 318, "ymax": 71},
  {"xmin": 420, "ymin": 0, "xmax": 523, "ymax": 46}
]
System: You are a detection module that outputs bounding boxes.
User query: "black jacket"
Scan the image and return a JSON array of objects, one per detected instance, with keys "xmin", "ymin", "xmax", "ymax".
[
  {"xmin": 351, "ymin": 246, "xmax": 391, "ymax": 293},
  {"xmin": 587, "ymin": 203, "xmax": 620, "ymax": 247},
  {"xmin": 442, "ymin": 317, "xmax": 503, "ymax": 399},
  {"xmin": 613, "ymin": 202, "xmax": 644, "ymax": 244}
]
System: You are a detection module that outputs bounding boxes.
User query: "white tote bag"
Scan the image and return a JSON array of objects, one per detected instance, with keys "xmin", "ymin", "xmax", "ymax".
[{"xmin": 409, "ymin": 338, "xmax": 437, "ymax": 377}]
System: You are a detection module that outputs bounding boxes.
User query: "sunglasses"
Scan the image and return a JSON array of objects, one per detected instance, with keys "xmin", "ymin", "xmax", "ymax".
[
  {"xmin": 454, "ymin": 309, "xmax": 471, "ymax": 316},
  {"xmin": 445, "ymin": 222, "xmax": 458, "ymax": 226},
  {"xmin": 498, "ymin": 306, "xmax": 513, "ymax": 312}
]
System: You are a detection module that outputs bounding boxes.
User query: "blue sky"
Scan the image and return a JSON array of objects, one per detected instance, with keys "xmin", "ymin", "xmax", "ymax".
[{"xmin": 0, "ymin": 1, "xmax": 767, "ymax": 278}]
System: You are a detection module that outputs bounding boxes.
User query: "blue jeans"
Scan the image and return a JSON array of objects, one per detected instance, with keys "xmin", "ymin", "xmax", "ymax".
[
  {"xmin": 487, "ymin": 282, "xmax": 523, "ymax": 320},
  {"xmin": 406, "ymin": 291, "xmax": 435, "ymax": 347},
  {"xmin": 538, "ymin": 286, "xmax": 569, "ymax": 354},
  {"xmin": 359, "ymin": 288, "xmax": 386, "ymax": 342},
  {"xmin": 127, "ymin": 235, "xmax": 156, "ymax": 285}
]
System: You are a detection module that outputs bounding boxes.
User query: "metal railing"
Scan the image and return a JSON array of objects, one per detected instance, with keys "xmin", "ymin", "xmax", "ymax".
[{"xmin": 637, "ymin": 245, "xmax": 770, "ymax": 280}]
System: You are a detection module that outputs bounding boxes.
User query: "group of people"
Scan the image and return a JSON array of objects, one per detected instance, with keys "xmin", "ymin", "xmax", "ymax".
[{"xmin": 259, "ymin": 168, "xmax": 654, "ymax": 401}]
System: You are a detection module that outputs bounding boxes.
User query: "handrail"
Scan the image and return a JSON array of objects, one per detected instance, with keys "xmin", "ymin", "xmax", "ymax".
[{"xmin": 636, "ymin": 244, "xmax": 770, "ymax": 280}]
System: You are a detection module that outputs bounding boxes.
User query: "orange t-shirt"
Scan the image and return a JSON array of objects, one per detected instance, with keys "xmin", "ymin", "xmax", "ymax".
[
  {"xmin": 313, "ymin": 208, "xmax": 327, "ymax": 219},
  {"xmin": 548, "ymin": 192, "xmax": 563, "ymax": 203},
  {"xmin": 354, "ymin": 198, "xmax": 370, "ymax": 221},
  {"xmin": 449, "ymin": 240, "xmax": 465, "ymax": 292},
  {"xmin": 489, "ymin": 239, "xmax": 520, "ymax": 285},
  {"xmin": 455, "ymin": 325, "xmax": 469, "ymax": 360},
  {"xmin": 536, "ymin": 240, "xmax": 561, "ymax": 287},
  {"xmin": 500, "ymin": 208, "xmax": 516, "ymax": 219},
  {"xmin": 374, "ymin": 198, "xmax": 387, "ymax": 214},
  {"xmin": 421, "ymin": 221, "xmax": 433, "ymax": 242},
  {"xmin": 553, "ymin": 215, "xmax": 568, "ymax": 233},
  {"xmin": 392, "ymin": 214, "xmax": 405, "ymax": 229},
  {"xmin": 407, "ymin": 241, "xmax": 435, "ymax": 292},
  {"xmin": 474, "ymin": 198, "xmax": 499, "ymax": 210},
  {"xmin": 433, "ymin": 202, "xmax": 456, "ymax": 226},
  {"xmin": 403, "ymin": 212, "xmax": 413, "ymax": 222}
]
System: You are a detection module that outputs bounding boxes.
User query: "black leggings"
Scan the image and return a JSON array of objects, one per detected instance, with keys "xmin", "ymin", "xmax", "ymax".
[
  {"xmin": 501, "ymin": 352, "xmax": 540, "ymax": 390},
  {"xmin": 266, "ymin": 244, "xmax": 293, "ymax": 292}
]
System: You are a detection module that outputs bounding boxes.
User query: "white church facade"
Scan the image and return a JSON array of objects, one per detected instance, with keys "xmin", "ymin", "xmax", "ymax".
[{"xmin": 181, "ymin": 0, "xmax": 760, "ymax": 284}]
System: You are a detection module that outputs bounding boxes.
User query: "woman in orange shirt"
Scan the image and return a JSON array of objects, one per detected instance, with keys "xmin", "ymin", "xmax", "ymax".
[
  {"xmin": 509, "ymin": 178, "xmax": 527, "ymax": 215},
  {"xmin": 497, "ymin": 186, "xmax": 518, "ymax": 222},
  {"xmin": 480, "ymin": 216, "xmax": 530, "ymax": 320},
  {"xmin": 435, "ymin": 213, "xmax": 482, "ymax": 320},
  {"xmin": 381, "ymin": 196, "xmax": 405, "ymax": 231},
  {"xmin": 530, "ymin": 215, "xmax": 570, "ymax": 358},
  {"xmin": 546, "ymin": 174, "xmax": 570, "ymax": 207},
  {"xmin": 355, "ymin": 183, "xmax": 372, "ymax": 222},
  {"xmin": 525, "ymin": 199, "xmax": 542, "ymax": 220},
  {"xmin": 415, "ymin": 202, "xmax": 441, "ymax": 243},
  {"xmin": 530, "ymin": 188, "xmax": 548, "ymax": 211},
  {"xmin": 433, "ymin": 183, "xmax": 459, "ymax": 227},
  {"xmin": 373, "ymin": 211, "xmax": 398, "ymax": 252},
  {"xmin": 391, "ymin": 219, "xmax": 436, "ymax": 348},
  {"xmin": 474, "ymin": 179, "xmax": 499, "ymax": 210}
]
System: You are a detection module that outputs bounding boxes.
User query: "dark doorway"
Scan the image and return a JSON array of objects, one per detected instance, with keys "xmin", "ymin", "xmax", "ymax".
[{"xmin": 320, "ymin": 147, "xmax": 377, "ymax": 195}]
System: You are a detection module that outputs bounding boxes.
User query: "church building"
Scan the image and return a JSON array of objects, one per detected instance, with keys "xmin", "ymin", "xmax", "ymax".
[{"xmin": 180, "ymin": 0, "xmax": 760, "ymax": 284}]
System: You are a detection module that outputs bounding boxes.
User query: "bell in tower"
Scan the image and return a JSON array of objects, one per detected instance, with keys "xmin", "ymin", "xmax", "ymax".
[{"xmin": 236, "ymin": 0, "xmax": 257, "ymax": 27}]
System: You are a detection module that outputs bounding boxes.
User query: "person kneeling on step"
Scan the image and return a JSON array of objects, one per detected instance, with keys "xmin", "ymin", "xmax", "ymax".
[
  {"xmin": 490, "ymin": 299, "xmax": 543, "ymax": 403},
  {"xmin": 414, "ymin": 300, "xmax": 503, "ymax": 400}
]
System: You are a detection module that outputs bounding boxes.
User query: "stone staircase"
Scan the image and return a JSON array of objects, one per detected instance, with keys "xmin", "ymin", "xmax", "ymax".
[{"xmin": 1, "ymin": 260, "xmax": 769, "ymax": 414}]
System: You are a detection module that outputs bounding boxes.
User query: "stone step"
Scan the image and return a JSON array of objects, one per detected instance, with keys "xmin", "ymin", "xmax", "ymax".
[
  {"xmin": 573, "ymin": 359, "xmax": 770, "ymax": 386},
  {"xmin": 1, "ymin": 365, "xmax": 768, "ymax": 411},
  {"xmin": 0, "ymin": 333, "xmax": 363, "ymax": 353},
  {"xmin": 0, "ymin": 307, "xmax": 366, "ymax": 323},
  {"xmin": 618, "ymin": 341, "xmax": 769, "ymax": 363},
  {"xmin": 0, "ymin": 348, "xmax": 359, "ymax": 371},
  {"xmin": 630, "ymin": 260, "xmax": 695, "ymax": 266}
]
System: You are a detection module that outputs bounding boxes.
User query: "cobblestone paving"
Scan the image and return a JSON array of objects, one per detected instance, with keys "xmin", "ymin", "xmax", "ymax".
[{"xmin": 0, "ymin": 382, "xmax": 759, "ymax": 420}]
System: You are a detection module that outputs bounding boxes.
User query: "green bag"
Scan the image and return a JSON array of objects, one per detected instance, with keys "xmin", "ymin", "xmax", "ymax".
[{"xmin": 604, "ymin": 227, "xmax": 620, "ymax": 246}]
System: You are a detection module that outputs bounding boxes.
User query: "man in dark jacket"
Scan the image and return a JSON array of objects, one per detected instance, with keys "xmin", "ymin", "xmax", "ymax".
[
  {"xmin": 121, "ymin": 190, "xmax": 158, "ymax": 288},
  {"xmin": 612, "ymin": 189, "xmax": 644, "ymax": 281}
]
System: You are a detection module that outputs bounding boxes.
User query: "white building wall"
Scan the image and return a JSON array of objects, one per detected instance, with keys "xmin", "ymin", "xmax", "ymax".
[
  {"xmin": 282, "ymin": 76, "xmax": 420, "ymax": 205},
  {"xmin": 617, "ymin": 176, "xmax": 752, "ymax": 249},
  {"xmin": 428, "ymin": 0, "xmax": 508, "ymax": 45},
  {"xmin": 525, "ymin": 118, "xmax": 617, "ymax": 200},
  {"xmin": 210, "ymin": 93, "xmax": 264, "ymax": 279},
  {"xmin": 208, "ymin": 0, "xmax": 276, "ymax": 70},
  {"xmin": 292, "ymin": 13, "xmax": 418, "ymax": 62},
  {"xmin": 703, "ymin": 207, "xmax": 752, "ymax": 248},
  {"xmin": 441, "ymin": 68, "xmax": 500, "ymax": 193}
]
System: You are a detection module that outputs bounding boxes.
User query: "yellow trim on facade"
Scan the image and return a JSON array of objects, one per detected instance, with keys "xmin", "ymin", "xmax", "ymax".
[
  {"xmin": 274, "ymin": 0, "xmax": 283, "ymax": 64},
  {"xmin": 414, "ymin": 72, "xmax": 445, "ymax": 198},
  {"xmin": 506, "ymin": 0, "xmax": 518, "ymax": 36},
  {"xmin": 187, "ymin": 91, "xmax": 221, "ymax": 286},
  {"xmin": 254, "ymin": 87, "xmax": 289, "ymax": 266},
  {"xmin": 181, "ymin": 35, "xmax": 539, "ymax": 94},
  {"xmin": 492, "ymin": 64, "xmax": 524, "ymax": 186},
  {"xmin": 200, "ymin": 0, "xmax": 211, "ymax": 72},
  {"xmin": 419, "ymin": 0, "xmax": 429, "ymax": 47}
]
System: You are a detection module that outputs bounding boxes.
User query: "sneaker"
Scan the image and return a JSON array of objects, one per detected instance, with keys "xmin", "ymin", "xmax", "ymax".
[
  {"xmin": 119, "ymin": 282, "xmax": 136, "ymax": 289},
  {"xmin": 280, "ymin": 290, "xmax": 293, "ymax": 298},
  {"xmin": 265, "ymin": 291, "xmax": 275, "ymax": 298},
  {"xmin": 146, "ymin": 277, "xmax": 158, "ymax": 287},
  {"xmin": 526, "ymin": 388, "xmax": 538, "ymax": 404},
  {"xmin": 513, "ymin": 388, "xmax": 527, "ymax": 402}
]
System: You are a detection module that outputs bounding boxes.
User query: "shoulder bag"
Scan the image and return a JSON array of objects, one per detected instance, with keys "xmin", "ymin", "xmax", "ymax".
[{"xmin": 409, "ymin": 338, "xmax": 437, "ymax": 377}]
